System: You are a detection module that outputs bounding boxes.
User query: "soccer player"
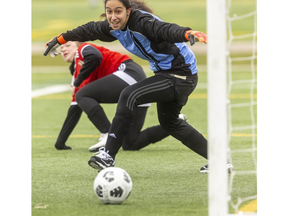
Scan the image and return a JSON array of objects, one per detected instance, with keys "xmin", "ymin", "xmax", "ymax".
[
  {"xmin": 55, "ymin": 41, "xmax": 173, "ymax": 152},
  {"xmin": 44, "ymin": 0, "xmax": 233, "ymax": 173}
]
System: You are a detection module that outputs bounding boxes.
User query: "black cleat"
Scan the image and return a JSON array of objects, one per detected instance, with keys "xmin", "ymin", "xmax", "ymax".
[{"xmin": 88, "ymin": 147, "xmax": 115, "ymax": 171}]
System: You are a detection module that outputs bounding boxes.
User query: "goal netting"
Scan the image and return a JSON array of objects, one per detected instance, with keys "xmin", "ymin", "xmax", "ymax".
[
  {"xmin": 207, "ymin": 0, "xmax": 257, "ymax": 215},
  {"xmin": 227, "ymin": 0, "xmax": 257, "ymax": 214}
]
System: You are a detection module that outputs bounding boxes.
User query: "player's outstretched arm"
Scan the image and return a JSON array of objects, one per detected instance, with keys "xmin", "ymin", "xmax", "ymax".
[
  {"xmin": 185, "ymin": 30, "xmax": 208, "ymax": 46},
  {"xmin": 43, "ymin": 34, "xmax": 67, "ymax": 57}
]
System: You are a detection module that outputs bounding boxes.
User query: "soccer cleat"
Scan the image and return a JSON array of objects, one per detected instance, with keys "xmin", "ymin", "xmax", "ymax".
[
  {"xmin": 55, "ymin": 144, "xmax": 72, "ymax": 150},
  {"xmin": 227, "ymin": 163, "xmax": 234, "ymax": 173},
  {"xmin": 179, "ymin": 113, "xmax": 189, "ymax": 123},
  {"xmin": 200, "ymin": 163, "xmax": 209, "ymax": 173},
  {"xmin": 200, "ymin": 162, "xmax": 234, "ymax": 173},
  {"xmin": 89, "ymin": 133, "xmax": 108, "ymax": 152},
  {"xmin": 88, "ymin": 147, "xmax": 115, "ymax": 171}
]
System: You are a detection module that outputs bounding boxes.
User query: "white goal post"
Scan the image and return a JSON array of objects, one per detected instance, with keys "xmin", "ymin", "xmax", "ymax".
[
  {"xmin": 207, "ymin": 0, "xmax": 228, "ymax": 216},
  {"xmin": 207, "ymin": 0, "xmax": 257, "ymax": 215}
]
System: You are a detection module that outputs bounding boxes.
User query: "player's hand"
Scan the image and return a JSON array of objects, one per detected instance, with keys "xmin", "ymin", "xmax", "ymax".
[
  {"xmin": 185, "ymin": 30, "xmax": 208, "ymax": 46},
  {"xmin": 44, "ymin": 34, "xmax": 67, "ymax": 57},
  {"xmin": 71, "ymin": 85, "xmax": 79, "ymax": 96}
]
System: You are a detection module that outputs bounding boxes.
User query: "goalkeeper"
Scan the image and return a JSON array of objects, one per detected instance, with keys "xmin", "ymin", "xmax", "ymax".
[{"xmin": 44, "ymin": 0, "xmax": 212, "ymax": 172}]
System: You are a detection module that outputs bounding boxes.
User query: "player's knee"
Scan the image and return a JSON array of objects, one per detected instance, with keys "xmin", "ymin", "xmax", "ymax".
[
  {"xmin": 119, "ymin": 87, "xmax": 131, "ymax": 102},
  {"xmin": 118, "ymin": 87, "xmax": 141, "ymax": 112}
]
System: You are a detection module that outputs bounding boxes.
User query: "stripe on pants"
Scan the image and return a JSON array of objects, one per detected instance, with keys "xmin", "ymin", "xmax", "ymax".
[{"xmin": 126, "ymin": 79, "xmax": 173, "ymax": 111}]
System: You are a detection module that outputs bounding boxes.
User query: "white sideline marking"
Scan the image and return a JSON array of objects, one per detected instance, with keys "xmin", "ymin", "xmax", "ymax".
[
  {"xmin": 34, "ymin": 203, "xmax": 49, "ymax": 209},
  {"xmin": 31, "ymin": 85, "xmax": 70, "ymax": 98}
]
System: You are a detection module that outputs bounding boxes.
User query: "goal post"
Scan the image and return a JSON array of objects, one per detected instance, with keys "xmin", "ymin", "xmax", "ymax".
[{"xmin": 207, "ymin": 0, "xmax": 228, "ymax": 216}]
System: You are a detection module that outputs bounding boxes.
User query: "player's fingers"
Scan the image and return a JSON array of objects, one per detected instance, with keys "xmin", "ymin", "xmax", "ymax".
[
  {"xmin": 44, "ymin": 47, "xmax": 51, "ymax": 56},
  {"xmin": 195, "ymin": 32, "xmax": 208, "ymax": 44}
]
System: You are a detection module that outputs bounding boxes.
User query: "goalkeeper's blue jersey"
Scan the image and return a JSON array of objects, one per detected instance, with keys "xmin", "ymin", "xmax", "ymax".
[{"xmin": 63, "ymin": 10, "xmax": 198, "ymax": 76}]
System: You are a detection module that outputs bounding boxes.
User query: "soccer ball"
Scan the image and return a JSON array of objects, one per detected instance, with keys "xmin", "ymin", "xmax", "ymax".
[{"xmin": 93, "ymin": 167, "xmax": 133, "ymax": 204}]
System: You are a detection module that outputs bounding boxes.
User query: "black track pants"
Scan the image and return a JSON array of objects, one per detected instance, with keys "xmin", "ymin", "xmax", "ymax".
[{"xmin": 105, "ymin": 73, "xmax": 208, "ymax": 159}]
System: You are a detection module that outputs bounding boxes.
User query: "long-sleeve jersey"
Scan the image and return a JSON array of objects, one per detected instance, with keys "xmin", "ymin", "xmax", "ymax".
[
  {"xmin": 62, "ymin": 10, "xmax": 198, "ymax": 76},
  {"xmin": 70, "ymin": 42, "xmax": 131, "ymax": 103}
]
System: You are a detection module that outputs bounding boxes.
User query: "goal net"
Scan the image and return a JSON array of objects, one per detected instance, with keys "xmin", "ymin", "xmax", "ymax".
[{"xmin": 207, "ymin": 0, "xmax": 257, "ymax": 215}]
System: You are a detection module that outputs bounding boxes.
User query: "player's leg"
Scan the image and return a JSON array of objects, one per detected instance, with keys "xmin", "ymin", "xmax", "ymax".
[
  {"xmin": 155, "ymin": 74, "xmax": 208, "ymax": 159},
  {"xmin": 122, "ymin": 106, "xmax": 170, "ymax": 150},
  {"xmin": 55, "ymin": 105, "xmax": 82, "ymax": 150},
  {"xmin": 157, "ymin": 100, "xmax": 207, "ymax": 159}
]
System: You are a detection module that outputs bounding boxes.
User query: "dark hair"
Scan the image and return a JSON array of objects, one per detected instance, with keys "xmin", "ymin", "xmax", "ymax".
[{"xmin": 100, "ymin": 0, "xmax": 153, "ymax": 18}]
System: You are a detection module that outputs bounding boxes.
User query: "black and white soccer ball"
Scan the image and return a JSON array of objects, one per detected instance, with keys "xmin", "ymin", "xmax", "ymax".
[{"xmin": 93, "ymin": 167, "xmax": 133, "ymax": 204}]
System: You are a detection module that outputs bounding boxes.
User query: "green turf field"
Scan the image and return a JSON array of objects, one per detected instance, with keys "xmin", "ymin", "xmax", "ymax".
[
  {"xmin": 32, "ymin": 72, "xmax": 257, "ymax": 216},
  {"xmin": 32, "ymin": 0, "xmax": 257, "ymax": 215}
]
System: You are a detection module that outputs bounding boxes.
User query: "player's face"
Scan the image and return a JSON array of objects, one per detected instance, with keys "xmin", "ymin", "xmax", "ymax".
[
  {"xmin": 105, "ymin": 0, "xmax": 131, "ymax": 30},
  {"xmin": 60, "ymin": 41, "xmax": 78, "ymax": 63}
]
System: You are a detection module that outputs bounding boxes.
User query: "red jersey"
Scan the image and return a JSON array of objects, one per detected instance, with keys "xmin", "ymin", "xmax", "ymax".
[{"xmin": 71, "ymin": 43, "xmax": 131, "ymax": 104}]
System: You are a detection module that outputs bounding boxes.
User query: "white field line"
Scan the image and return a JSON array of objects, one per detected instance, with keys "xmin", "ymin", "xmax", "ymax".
[
  {"xmin": 31, "ymin": 81, "xmax": 255, "ymax": 99},
  {"xmin": 32, "ymin": 84, "xmax": 70, "ymax": 98}
]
